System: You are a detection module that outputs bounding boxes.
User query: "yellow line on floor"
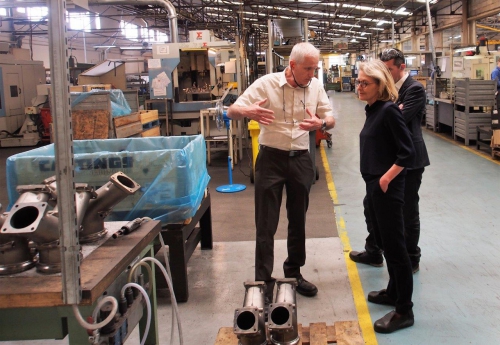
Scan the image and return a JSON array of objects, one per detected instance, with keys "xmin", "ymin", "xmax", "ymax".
[
  {"xmin": 425, "ymin": 129, "xmax": 500, "ymax": 165},
  {"xmin": 319, "ymin": 145, "xmax": 378, "ymax": 345}
]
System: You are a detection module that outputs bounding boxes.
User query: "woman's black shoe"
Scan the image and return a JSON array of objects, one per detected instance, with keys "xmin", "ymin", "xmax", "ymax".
[
  {"xmin": 349, "ymin": 250, "xmax": 384, "ymax": 267},
  {"xmin": 367, "ymin": 289, "xmax": 396, "ymax": 306}
]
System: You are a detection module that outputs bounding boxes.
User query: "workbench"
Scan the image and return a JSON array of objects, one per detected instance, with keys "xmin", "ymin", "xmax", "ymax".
[
  {"xmin": 0, "ymin": 220, "xmax": 162, "ymax": 344},
  {"xmin": 157, "ymin": 193, "xmax": 213, "ymax": 302}
]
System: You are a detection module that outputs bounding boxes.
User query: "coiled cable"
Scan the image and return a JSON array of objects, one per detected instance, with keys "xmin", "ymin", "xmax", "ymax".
[{"xmin": 121, "ymin": 282, "xmax": 151, "ymax": 345}]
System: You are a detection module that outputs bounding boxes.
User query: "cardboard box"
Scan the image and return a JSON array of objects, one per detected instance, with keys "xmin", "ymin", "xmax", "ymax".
[
  {"xmin": 491, "ymin": 130, "xmax": 500, "ymax": 148},
  {"xmin": 9, "ymin": 48, "xmax": 31, "ymax": 60}
]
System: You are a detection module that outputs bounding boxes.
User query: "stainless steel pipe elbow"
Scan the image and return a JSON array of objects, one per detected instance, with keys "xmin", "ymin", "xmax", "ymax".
[
  {"xmin": 233, "ymin": 281, "xmax": 267, "ymax": 345},
  {"xmin": 268, "ymin": 278, "xmax": 299, "ymax": 345},
  {"xmin": 0, "ymin": 206, "xmax": 36, "ymax": 275},
  {"xmin": 80, "ymin": 172, "xmax": 140, "ymax": 243}
]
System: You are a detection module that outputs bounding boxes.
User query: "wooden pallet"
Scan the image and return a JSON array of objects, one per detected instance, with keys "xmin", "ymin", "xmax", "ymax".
[{"xmin": 214, "ymin": 321, "xmax": 363, "ymax": 345}]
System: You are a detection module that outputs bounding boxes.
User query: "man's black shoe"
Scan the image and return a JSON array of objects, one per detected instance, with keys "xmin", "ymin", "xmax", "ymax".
[
  {"xmin": 374, "ymin": 310, "xmax": 414, "ymax": 333},
  {"xmin": 367, "ymin": 289, "xmax": 396, "ymax": 306},
  {"xmin": 349, "ymin": 250, "xmax": 384, "ymax": 267},
  {"xmin": 295, "ymin": 277, "xmax": 318, "ymax": 297}
]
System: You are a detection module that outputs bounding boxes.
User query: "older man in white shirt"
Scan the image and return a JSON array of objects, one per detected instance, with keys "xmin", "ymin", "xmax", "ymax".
[{"xmin": 227, "ymin": 42, "xmax": 335, "ymax": 303}]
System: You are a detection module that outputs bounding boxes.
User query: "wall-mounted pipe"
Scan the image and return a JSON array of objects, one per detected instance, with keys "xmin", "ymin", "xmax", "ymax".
[
  {"xmin": 0, "ymin": 0, "xmax": 179, "ymax": 43},
  {"xmin": 233, "ymin": 281, "xmax": 267, "ymax": 345},
  {"xmin": 268, "ymin": 278, "xmax": 299, "ymax": 345},
  {"xmin": 88, "ymin": 0, "xmax": 178, "ymax": 43}
]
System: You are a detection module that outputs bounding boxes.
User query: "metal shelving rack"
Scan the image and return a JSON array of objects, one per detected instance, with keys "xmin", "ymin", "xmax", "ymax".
[
  {"xmin": 453, "ymin": 78, "xmax": 496, "ymax": 145},
  {"xmin": 425, "ymin": 79, "xmax": 437, "ymax": 131}
]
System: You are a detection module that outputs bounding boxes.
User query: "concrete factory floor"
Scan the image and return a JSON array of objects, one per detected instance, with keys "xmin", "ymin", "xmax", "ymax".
[{"xmin": 2, "ymin": 91, "xmax": 500, "ymax": 345}]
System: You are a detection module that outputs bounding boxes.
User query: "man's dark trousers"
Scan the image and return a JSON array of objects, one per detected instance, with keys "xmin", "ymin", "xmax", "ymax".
[
  {"xmin": 254, "ymin": 148, "xmax": 314, "ymax": 299},
  {"xmin": 363, "ymin": 167, "xmax": 425, "ymax": 264}
]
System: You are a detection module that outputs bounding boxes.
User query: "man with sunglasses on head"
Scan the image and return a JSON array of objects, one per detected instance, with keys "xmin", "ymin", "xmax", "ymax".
[
  {"xmin": 350, "ymin": 48, "xmax": 430, "ymax": 273},
  {"xmin": 227, "ymin": 42, "xmax": 335, "ymax": 305}
]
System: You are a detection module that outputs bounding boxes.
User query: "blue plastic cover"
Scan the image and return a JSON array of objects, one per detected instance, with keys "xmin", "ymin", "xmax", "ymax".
[
  {"xmin": 6, "ymin": 135, "xmax": 210, "ymax": 224},
  {"xmin": 71, "ymin": 89, "xmax": 132, "ymax": 117}
]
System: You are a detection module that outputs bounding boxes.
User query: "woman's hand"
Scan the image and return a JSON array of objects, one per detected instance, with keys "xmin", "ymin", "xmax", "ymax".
[
  {"xmin": 379, "ymin": 164, "xmax": 405, "ymax": 193},
  {"xmin": 379, "ymin": 176, "xmax": 390, "ymax": 193}
]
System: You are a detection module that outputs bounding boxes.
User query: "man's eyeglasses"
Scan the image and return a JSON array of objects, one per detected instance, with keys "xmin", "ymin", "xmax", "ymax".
[{"xmin": 355, "ymin": 80, "xmax": 375, "ymax": 88}]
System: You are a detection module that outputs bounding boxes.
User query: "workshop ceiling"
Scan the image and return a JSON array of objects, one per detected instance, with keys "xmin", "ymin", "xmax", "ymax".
[
  {"xmin": 100, "ymin": 0, "xmax": 464, "ymax": 52},
  {"xmin": 2, "ymin": 0, "xmax": 500, "ymax": 55}
]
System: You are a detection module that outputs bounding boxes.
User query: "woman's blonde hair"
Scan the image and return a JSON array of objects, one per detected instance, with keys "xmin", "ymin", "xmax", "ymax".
[{"xmin": 358, "ymin": 60, "xmax": 398, "ymax": 102}]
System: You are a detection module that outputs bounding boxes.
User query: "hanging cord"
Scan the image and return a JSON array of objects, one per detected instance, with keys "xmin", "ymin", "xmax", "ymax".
[
  {"xmin": 141, "ymin": 237, "xmax": 184, "ymax": 345},
  {"xmin": 120, "ymin": 282, "xmax": 151, "ymax": 345},
  {"xmin": 127, "ymin": 261, "xmax": 153, "ymax": 295},
  {"xmin": 71, "ymin": 296, "xmax": 118, "ymax": 331}
]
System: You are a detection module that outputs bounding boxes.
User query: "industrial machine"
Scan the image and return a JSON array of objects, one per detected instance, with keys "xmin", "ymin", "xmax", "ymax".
[
  {"xmin": 0, "ymin": 105, "xmax": 44, "ymax": 147},
  {"xmin": 0, "ymin": 54, "xmax": 46, "ymax": 135},
  {"xmin": 149, "ymin": 30, "xmax": 240, "ymax": 136}
]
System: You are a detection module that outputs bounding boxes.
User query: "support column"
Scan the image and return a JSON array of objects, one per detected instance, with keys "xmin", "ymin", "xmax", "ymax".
[{"xmin": 48, "ymin": 0, "xmax": 80, "ymax": 305}]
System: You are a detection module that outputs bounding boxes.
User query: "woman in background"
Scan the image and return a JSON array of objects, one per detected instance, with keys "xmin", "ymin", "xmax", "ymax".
[{"xmin": 357, "ymin": 59, "xmax": 415, "ymax": 333}]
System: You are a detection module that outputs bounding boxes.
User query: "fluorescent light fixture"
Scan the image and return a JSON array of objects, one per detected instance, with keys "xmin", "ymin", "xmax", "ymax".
[
  {"xmin": 380, "ymin": 40, "xmax": 394, "ymax": 43},
  {"xmin": 93, "ymin": 45, "xmax": 116, "ymax": 49}
]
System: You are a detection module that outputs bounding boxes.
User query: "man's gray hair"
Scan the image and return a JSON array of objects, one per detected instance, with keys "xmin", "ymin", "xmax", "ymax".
[{"xmin": 290, "ymin": 42, "xmax": 320, "ymax": 64}]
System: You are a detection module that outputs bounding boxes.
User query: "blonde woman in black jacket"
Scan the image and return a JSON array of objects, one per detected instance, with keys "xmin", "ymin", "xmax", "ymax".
[
  {"xmin": 357, "ymin": 59, "xmax": 416, "ymax": 333},
  {"xmin": 351, "ymin": 48, "xmax": 430, "ymax": 272}
]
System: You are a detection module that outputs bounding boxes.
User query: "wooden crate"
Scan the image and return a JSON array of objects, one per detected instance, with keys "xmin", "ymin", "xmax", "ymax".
[
  {"xmin": 139, "ymin": 109, "xmax": 159, "ymax": 124},
  {"xmin": 113, "ymin": 112, "xmax": 140, "ymax": 127},
  {"xmin": 123, "ymin": 90, "xmax": 140, "ymax": 113},
  {"xmin": 113, "ymin": 112, "xmax": 143, "ymax": 138},
  {"xmin": 141, "ymin": 126, "xmax": 161, "ymax": 137},
  {"xmin": 115, "ymin": 122, "xmax": 143, "ymax": 138},
  {"xmin": 84, "ymin": 84, "xmax": 112, "ymax": 92},
  {"xmin": 71, "ymin": 92, "xmax": 113, "ymax": 138},
  {"xmin": 70, "ymin": 85, "xmax": 86, "ymax": 92},
  {"xmin": 214, "ymin": 321, "xmax": 363, "ymax": 345},
  {"xmin": 72, "ymin": 109, "xmax": 110, "ymax": 140}
]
